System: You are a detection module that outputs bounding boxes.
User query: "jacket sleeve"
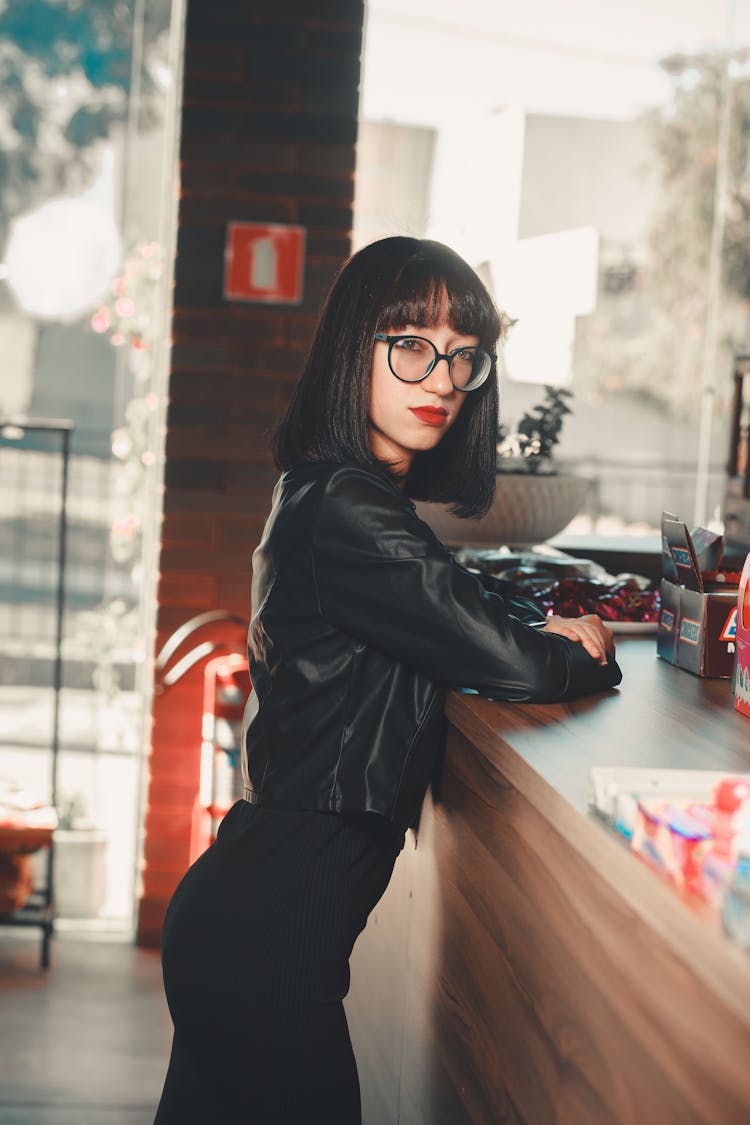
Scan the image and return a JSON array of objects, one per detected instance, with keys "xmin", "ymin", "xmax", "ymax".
[
  {"xmin": 311, "ymin": 468, "xmax": 621, "ymax": 703},
  {"xmin": 467, "ymin": 569, "xmax": 549, "ymax": 626}
]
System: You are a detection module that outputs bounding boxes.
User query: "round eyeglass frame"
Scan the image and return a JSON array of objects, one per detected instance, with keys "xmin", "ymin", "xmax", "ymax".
[{"xmin": 373, "ymin": 332, "xmax": 495, "ymax": 392}]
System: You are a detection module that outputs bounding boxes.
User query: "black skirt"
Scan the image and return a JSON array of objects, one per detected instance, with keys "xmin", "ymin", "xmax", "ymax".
[{"xmin": 154, "ymin": 800, "xmax": 405, "ymax": 1125}]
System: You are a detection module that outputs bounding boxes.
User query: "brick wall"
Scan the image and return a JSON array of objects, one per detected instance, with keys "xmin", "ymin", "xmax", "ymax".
[{"xmin": 136, "ymin": 0, "xmax": 365, "ymax": 947}]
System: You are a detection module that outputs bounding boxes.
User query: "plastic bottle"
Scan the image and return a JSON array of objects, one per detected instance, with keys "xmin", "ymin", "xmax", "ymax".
[
  {"xmin": 721, "ymin": 804, "xmax": 750, "ymax": 949},
  {"xmin": 701, "ymin": 778, "xmax": 750, "ymax": 907}
]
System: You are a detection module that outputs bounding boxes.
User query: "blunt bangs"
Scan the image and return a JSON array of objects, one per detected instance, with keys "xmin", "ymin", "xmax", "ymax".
[{"xmin": 375, "ymin": 242, "xmax": 501, "ymax": 351}]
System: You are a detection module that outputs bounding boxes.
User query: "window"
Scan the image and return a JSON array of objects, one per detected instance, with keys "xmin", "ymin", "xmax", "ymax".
[
  {"xmin": 0, "ymin": 0, "xmax": 183, "ymax": 930},
  {"xmin": 355, "ymin": 0, "xmax": 750, "ymax": 539}
]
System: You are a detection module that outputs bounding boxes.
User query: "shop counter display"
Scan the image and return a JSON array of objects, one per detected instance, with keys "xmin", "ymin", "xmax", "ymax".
[{"xmin": 345, "ymin": 638, "xmax": 750, "ymax": 1125}]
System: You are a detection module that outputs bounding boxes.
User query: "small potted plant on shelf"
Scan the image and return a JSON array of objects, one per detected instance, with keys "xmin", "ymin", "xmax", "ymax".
[
  {"xmin": 495, "ymin": 386, "xmax": 573, "ymax": 474},
  {"xmin": 416, "ymin": 385, "xmax": 590, "ymax": 546}
]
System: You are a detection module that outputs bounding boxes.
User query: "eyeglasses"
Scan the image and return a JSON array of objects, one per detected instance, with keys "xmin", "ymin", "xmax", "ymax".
[{"xmin": 373, "ymin": 333, "xmax": 494, "ymax": 392}]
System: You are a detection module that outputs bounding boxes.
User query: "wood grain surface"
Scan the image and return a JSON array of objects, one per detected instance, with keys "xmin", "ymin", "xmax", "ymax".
[{"xmin": 346, "ymin": 638, "xmax": 750, "ymax": 1124}]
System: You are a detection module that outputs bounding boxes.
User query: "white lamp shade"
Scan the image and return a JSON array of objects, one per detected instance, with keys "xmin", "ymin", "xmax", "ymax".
[{"xmin": 4, "ymin": 196, "xmax": 122, "ymax": 321}]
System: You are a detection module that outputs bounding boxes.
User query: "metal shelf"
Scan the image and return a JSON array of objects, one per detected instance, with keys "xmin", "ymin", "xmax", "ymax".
[{"xmin": 0, "ymin": 418, "xmax": 73, "ymax": 970}]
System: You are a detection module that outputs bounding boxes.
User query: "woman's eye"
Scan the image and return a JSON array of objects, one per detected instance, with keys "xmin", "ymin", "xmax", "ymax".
[
  {"xmin": 454, "ymin": 348, "xmax": 475, "ymax": 362},
  {"xmin": 395, "ymin": 337, "xmax": 427, "ymax": 353}
]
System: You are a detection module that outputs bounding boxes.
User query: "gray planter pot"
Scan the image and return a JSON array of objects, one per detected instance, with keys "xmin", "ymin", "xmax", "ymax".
[{"xmin": 415, "ymin": 471, "xmax": 591, "ymax": 547}]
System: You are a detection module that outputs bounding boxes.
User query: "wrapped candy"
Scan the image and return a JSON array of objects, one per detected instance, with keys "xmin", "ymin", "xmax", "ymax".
[
  {"xmin": 548, "ymin": 576, "xmax": 660, "ymax": 623},
  {"xmin": 457, "ymin": 548, "xmax": 660, "ymax": 624}
]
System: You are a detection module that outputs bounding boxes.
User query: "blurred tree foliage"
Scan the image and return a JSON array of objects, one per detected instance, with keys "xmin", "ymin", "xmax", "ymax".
[
  {"xmin": 643, "ymin": 50, "xmax": 750, "ymax": 413},
  {"xmin": 653, "ymin": 52, "xmax": 750, "ymax": 298},
  {"xmin": 0, "ymin": 0, "xmax": 171, "ymax": 242},
  {"xmin": 575, "ymin": 51, "xmax": 750, "ymax": 417}
]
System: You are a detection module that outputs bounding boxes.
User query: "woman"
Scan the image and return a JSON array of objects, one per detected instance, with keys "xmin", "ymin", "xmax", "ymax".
[{"xmin": 154, "ymin": 236, "xmax": 621, "ymax": 1124}]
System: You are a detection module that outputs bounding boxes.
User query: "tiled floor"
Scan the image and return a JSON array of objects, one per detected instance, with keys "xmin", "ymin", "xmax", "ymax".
[{"xmin": 0, "ymin": 931, "xmax": 173, "ymax": 1124}]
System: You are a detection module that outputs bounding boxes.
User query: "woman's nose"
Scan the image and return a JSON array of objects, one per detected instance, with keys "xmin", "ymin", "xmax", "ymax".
[{"xmin": 422, "ymin": 357, "xmax": 453, "ymax": 395}]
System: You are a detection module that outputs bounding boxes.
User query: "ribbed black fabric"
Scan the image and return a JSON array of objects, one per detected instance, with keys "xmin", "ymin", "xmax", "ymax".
[{"xmin": 154, "ymin": 800, "xmax": 405, "ymax": 1125}]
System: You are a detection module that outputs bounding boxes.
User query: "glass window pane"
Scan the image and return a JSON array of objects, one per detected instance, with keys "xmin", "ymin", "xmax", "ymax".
[
  {"xmin": 356, "ymin": 1, "xmax": 750, "ymax": 541},
  {"xmin": 0, "ymin": 0, "xmax": 182, "ymax": 931}
]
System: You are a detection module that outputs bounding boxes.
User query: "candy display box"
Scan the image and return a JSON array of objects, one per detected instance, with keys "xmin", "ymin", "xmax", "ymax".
[
  {"xmin": 657, "ymin": 512, "xmax": 740, "ymax": 678},
  {"xmin": 733, "ymin": 551, "xmax": 750, "ymax": 716}
]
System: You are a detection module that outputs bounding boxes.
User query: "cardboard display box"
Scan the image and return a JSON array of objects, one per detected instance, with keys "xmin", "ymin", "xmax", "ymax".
[
  {"xmin": 657, "ymin": 513, "xmax": 740, "ymax": 678},
  {"xmin": 733, "ymin": 551, "xmax": 750, "ymax": 715}
]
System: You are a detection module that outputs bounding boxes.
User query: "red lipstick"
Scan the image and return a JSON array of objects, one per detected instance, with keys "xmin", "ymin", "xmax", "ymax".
[{"xmin": 409, "ymin": 407, "xmax": 448, "ymax": 426}]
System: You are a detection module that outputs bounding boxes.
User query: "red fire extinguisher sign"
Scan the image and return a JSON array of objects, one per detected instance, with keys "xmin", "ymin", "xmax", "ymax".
[{"xmin": 224, "ymin": 221, "xmax": 306, "ymax": 304}]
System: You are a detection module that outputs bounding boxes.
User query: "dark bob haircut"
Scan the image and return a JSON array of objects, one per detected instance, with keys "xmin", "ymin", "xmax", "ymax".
[{"xmin": 273, "ymin": 236, "xmax": 503, "ymax": 517}]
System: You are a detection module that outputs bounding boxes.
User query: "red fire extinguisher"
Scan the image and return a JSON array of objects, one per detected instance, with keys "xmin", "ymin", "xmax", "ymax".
[
  {"xmin": 199, "ymin": 652, "xmax": 249, "ymax": 836},
  {"xmin": 153, "ymin": 611, "xmax": 249, "ymax": 862}
]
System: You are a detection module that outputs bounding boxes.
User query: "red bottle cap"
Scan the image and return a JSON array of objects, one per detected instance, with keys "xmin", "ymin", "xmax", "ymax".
[{"xmin": 714, "ymin": 777, "xmax": 750, "ymax": 812}]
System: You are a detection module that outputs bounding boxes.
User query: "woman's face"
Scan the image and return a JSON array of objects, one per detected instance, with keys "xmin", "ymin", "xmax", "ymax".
[{"xmin": 368, "ymin": 319, "xmax": 475, "ymax": 477}]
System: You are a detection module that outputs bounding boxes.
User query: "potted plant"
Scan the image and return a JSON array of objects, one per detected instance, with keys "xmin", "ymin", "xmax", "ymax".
[
  {"xmin": 415, "ymin": 386, "xmax": 590, "ymax": 546},
  {"xmin": 495, "ymin": 386, "xmax": 573, "ymax": 473}
]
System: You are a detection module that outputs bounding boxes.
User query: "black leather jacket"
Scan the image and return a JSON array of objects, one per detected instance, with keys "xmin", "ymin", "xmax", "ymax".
[{"xmin": 241, "ymin": 461, "xmax": 622, "ymax": 831}]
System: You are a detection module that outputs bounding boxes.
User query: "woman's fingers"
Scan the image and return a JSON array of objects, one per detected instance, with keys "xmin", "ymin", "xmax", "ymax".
[
  {"xmin": 541, "ymin": 614, "xmax": 614, "ymax": 666},
  {"xmin": 576, "ymin": 614, "xmax": 615, "ymax": 658}
]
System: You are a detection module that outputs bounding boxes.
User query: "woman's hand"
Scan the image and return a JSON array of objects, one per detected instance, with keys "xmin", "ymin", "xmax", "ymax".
[{"xmin": 540, "ymin": 613, "xmax": 615, "ymax": 666}]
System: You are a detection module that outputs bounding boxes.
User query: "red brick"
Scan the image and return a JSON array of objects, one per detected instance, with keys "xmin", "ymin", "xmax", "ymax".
[
  {"xmin": 136, "ymin": 897, "xmax": 170, "ymax": 931},
  {"xmin": 156, "ymin": 574, "xmax": 218, "ymax": 608},
  {"xmin": 215, "ymin": 582, "xmax": 253, "ymax": 613},
  {"xmin": 141, "ymin": 868, "xmax": 185, "ymax": 900},
  {"xmin": 145, "ymin": 781, "xmax": 200, "ymax": 808},
  {"xmin": 138, "ymin": 0, "xmax": 361, "ymax": 948},
  {"xmin": 149, "ymin": 723, "xmax": 203, "ymax": 754},
  {"xmin": 149, "ymin": 719, "xmax": 203, "ymax": 752},
  {"xmin": 158, "ymin": 544, "xmax": 249, "ymax": 573},
  {"xmin": 218, "ymin": 518, "xmax": 256, "ymax": 548},
  {"xmin": 161, "ymin": 513, "xmax": 219, "ymax": 548},
  {"xmin": 142, "ymin": 835, "xmax": 192, "ymax": 866},
  {"xmin": 154, "ymin": 606, "xmax": 245, "ymax": 641},
  {"xmin": 135, "ymin": 926, "xmax": 163, "ymax": 951},
  {"xmin": 165, "ymin": 428, "xmax": 280, "ymax": 463},
  {"xmin": 183, "ymin": 43, "xmax": 246, "ymax": 79},
  {"xmin": 144, "ymin": 805, "xmax": 195, "ymax": 837}
]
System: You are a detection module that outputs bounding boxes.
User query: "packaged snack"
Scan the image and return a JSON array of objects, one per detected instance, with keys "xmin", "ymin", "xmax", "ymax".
[
  {"xmin": 733, "ymin": 551, "xmax": 750, "ymax": 717},
  {"xmin": 657, "ymin": 512, "xmax": 740, "ymax": 677}
]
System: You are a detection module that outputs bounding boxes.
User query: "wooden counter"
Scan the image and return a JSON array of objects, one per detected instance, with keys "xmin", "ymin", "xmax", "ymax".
[{"xmin": 345, "ymin": 638, "xmax": 750, "ymax": 1124}]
